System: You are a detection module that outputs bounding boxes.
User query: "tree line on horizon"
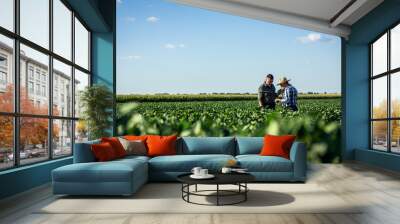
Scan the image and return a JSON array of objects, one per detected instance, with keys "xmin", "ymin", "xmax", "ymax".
[{"xmin": 117, "ymin": 92, "xmax": 341, "ymax": 103}]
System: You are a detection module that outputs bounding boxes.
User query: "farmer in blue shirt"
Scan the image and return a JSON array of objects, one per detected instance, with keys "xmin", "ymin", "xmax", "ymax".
[{"xmin": 276, "ymin": 77, "xmax": 298, "ymax": 111}]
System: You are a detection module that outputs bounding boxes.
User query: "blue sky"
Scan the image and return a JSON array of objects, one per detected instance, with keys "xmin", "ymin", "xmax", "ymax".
[{"xmin": 117, "ymin": 0, "xmax": 341, "ymax": 94}]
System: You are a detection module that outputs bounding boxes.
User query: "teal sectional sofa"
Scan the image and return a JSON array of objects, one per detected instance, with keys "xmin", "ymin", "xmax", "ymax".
[{"xmin": 52, "ymin": 137, "xmax": 307, "ymax": 196}]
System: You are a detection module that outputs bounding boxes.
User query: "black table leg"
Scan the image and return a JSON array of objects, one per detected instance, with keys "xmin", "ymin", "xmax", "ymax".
[
  {"xmin": 181, "ymin": 184, "xmax": 183, "ymax": 199},
  {"xmin": 195, "ymin": 184, "xmax": 198, "ymax": 192},
  {"xmin": 245, "ymin": 183, "xmax": 247, "ymax": 201},
  {"xmin": 216, "ymin": 184, "xmax": 219, "ymax": 206},
  {"xmin": 187, "ymin": 184, "xmax": 190, "ymax": 202}
]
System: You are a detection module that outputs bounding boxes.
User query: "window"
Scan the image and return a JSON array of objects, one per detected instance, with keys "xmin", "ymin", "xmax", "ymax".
[
  {"xmin": 53, "ymin": 119, "xmax": 72, "ymax": 158},
  {"xmin": 29, "ymin": 67, "xmax": 34, "ymax": 80},
  {"xmin": 0, "ymin": 71, "xmax": 7, "ymax": 84},
  {"xmin": 74, "ymin": 69, "xmax": 89, "ymax": 118},
  {"xmin": 0, "ymin": 55, "xmax": 7, "ymax": 67},
  {"xmin": 0, "ymin": 0, "xmax": 91, "ymax": 170},
  {"xmin": 75, "ymin": 18, "xmax": 90, "ymax": 70},
  {"xmin": 53, "ymin": 0, "xmax": 72, "ymax": 60},
  {"xmin": 0, "ymin": 71, "xmax": 6, "ymax": 84},
  {"xmin": 0, "ymin": 34, "xmax": 14, "ymax": 113},
  {"xmin": 28, "ymin": 81, "xmax": 34, "ymax": 94},
  {"xmin": 0, "ymin": 116, "xmax": 13, "ymax": 170},
  {"xmin": 0, "ymin": 0, "xmax": 14, "ymax": 32},
  {"xmin": 19, "ymin": 117, "xmax": 49, "ymax": 165},
  {"xmin": 370, "ymin": 23, "xmax": 400, "ymax": 153},
  {"xmin": 391, "ymin": 24, "xmax": 400, "ymax": 70},
  {"xmin": 36, "ymin": 84, "xmax": 40, "ymax": 95},
  {"xmin": 20, "ymin": 0, "xmax": 49, "ymax": 48},
  {"xmin": 20, "ymin": 45, "xmax": 49, "ymax": 117},
  {"xmin": 53, "ymin": 59, "xmax": 72, "ymax": 117},
  {"xmin": 42, "ymin": 85, "xmax": 46, "ymax": 97},
  {"xmin": 35, "ymin": 70, "xmax": 41, "ymax": 81},
  {"xmin": 74, "ymin": 69, "xmax": 89, "ymax": 142},
  {"xmin": 0, "ymin": 53, "xmax": 7, "ymax": 87}
]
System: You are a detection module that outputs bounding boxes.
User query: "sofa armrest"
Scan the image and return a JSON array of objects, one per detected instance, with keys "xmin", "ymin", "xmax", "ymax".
[
  {"xmin": 289, "ymin": 141, "xmax": 307, "ymax": 182},
  {"xmin": 73, "ymin": 140, "xmax": 100, "ymax": 163}
]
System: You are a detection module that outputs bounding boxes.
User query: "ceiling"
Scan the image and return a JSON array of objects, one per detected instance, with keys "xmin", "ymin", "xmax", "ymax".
[
  {"xmin": 228, "ymin": 0, "xmax": 353, "ymax": 22},
  {"xmin": 171, "ymin": 0, "xmax": 384, "ymax": 38}
]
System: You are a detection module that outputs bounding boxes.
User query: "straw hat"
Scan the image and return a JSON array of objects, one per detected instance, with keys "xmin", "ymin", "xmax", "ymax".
[{"xmin": 277, "ymin": 77, "xmax": 290, "ymax": 86}]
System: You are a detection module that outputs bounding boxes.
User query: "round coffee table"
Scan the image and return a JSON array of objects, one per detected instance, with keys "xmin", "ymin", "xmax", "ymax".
[{"xmin": 177, "ymin": 173, "xmax": 255, "ymax": 206}]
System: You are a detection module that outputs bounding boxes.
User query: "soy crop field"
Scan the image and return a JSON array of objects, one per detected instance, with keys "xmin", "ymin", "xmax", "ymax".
[{"xmin": 116, "ymin": 94, "xmax": 341, "ymax": 163}]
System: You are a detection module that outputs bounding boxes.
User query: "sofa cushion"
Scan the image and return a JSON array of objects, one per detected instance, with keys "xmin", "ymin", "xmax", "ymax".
[
  {"xmin": 236, "ymin": 155, "xmax": 293, "ymax": 172},
  {"xmin": 180, "ymin": 137, "xmax": 235, "ymax": 155},
  {"xmin": 91, "ymin": 142, "xmax": 118, "ymax": 162},
  {"xmin": 147, "ymin": 135, "xmax": 177, "ymax": 157},
  {"xmin": 53, "ymin": 158, "xmax": 147, "ymax": 183},
  {"xmin": 149, "ymin": 154, "xmax": 235, "ymax": 172},
  {"xmin": 123, "ymin": 135, "xmax": 148, "ymax": 141},
  {"xmin": 101, "ymin": 137, "xmax": 127, "ymax": 158},
  {"xmin": 118, "ymin": 138, "xmax": 147, "ymax": 156},
  {"xmin": 116, "ymin": 155, "xmax": 150, "ymax": 163},
  {"xmin": 236, "ymin": 137, "xmax": 263, "ymax": 155},
  {"xmin": 260, "ymin": 135, "xmax": 296, "ymax": 159}
]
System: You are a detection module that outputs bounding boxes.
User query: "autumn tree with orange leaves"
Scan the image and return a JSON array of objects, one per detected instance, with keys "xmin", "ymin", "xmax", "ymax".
[
  {"xmin": 0, "ymin": 85, "xmax": 59, "ymax": 152},
  {"xmin": 372, "ymin": 99, "xmax": 400, "ymax": 143}
]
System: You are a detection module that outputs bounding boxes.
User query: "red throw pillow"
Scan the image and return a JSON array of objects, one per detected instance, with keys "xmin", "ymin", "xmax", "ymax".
[
  {"xmin": 146, "ymin": 135, "xmax": 177, "ymax": 157},
  {"xmin": 260, "ymin": 135, "xmax": 296, "ymax": 159},
  {"xmin": 101, "ymin": 137, "xmax": 127, "ymax": 158},
  {"xmin": 91, "ymin": 142, "xmax": 117, "ymax": 162}
]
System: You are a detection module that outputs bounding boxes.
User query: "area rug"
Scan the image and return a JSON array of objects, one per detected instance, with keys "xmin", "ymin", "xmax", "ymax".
[{"xmin": 37, "ymin": 183, "xmax": 362, "ymax": 214}]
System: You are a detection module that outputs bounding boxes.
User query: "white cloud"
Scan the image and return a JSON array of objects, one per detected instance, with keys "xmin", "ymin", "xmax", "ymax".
[
  {"xmin": 117, "ymin": 0, "xmax": 123, "ymax": 4},
  {"xmin": 164, "ymin": 43, "xmax": 186, "ymax": 49},
  {"xmin": 122, "ymin": 55, "xmax": 142, "ymax": 60},
  {"xmin": 297, "ymin": 33, "xmax": 334, "ymax": 44},
  {"xmin": 164, "ymin": 43, "xmax": 176, "ymax": 49},
  {"xmin": 125, "ymin": 16, "xmax": 136, "ymax": 22},
  {"xmin": 146, "ymin": 16, "xmax": 160, "ymax": 23}
]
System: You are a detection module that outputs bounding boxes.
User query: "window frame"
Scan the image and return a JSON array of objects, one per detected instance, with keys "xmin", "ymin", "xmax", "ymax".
[
  {"xmin": 0, "ymin": 0, "xmax": 92, "ymax": 171},
  {"xmin": 370, "ymin": 21, "xmax": 400, "ymax": 154}
]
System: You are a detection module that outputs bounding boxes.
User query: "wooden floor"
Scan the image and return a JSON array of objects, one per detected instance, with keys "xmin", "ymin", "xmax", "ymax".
[{"xmin": 1, "ymin": 162, "xmax": 400, "ymax": 224}]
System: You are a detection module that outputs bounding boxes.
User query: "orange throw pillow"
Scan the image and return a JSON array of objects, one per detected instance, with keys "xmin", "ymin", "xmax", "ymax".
[
  {"xmin": 146, "ymin": 135, "xmax": 177, "ymax": 157},
  {"xmin": 91, "ymin": 142, "xmax": 117, "ymax": 162},
  {"xmin": 123, "ymin": 135, "xmax": 148, "ymax": 141},
  {"xmin": 260, "ymin": 135, "xmax": 296, "ymax": 159},
  {"xmin": 101, "ymin": 137, "xmax": 127, "ymax": 158}
]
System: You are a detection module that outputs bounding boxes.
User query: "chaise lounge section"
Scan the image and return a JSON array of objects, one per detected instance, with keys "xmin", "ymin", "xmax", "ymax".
[
  {"xmin": 52, "ymin": 136, "xmax": 307, "ymax": 196},
  {"xmin": 52, "ymin": 140, "xmax": 149, "ymax": 196}
]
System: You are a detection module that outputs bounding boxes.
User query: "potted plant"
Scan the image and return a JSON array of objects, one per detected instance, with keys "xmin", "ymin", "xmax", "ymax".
[{"xmin": 79, "ymin": 84, "xmax": 113, "ymax": 140}]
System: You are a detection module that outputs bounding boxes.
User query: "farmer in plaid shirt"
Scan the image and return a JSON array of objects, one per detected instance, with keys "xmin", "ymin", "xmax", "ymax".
[{"xmin": 277, "ymin": 77, "xmax": 298, "ymax": 111}]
